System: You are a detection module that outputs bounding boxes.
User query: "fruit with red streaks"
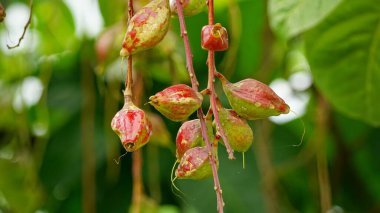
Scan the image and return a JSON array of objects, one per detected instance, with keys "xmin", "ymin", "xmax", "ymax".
[
  {"xmin": 120, "ymin": 0, "xmax": 170, "ymax": 57},
  {"xmin": 149, "ymin": 84, "xmax": 203, "ymax": 121},
  {"xmin": 216, "ymin": 72, "xmax": 290, "ymax": 120},
  {"xmin": 201, "ymin": 23, "xmax": 229, "ymax": 51},
  {"xmin": 111, "ymin": 100, "xmax": 152, "ymax": 152},
  {"xmin": 169, "ymin": 0, "xmax": 206, "ymax": 17},
  {"xmin": 175, "ymin": 146, "xmax": 217, "ymax": 180},
  {"xmin": 175, "ymin": 118, "xmax": 213, "ymax": 160}
]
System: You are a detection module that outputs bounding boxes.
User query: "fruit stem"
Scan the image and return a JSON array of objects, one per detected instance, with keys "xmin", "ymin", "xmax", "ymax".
[
  {"xmin": 131, "ymin": 150, "xmax": 143, "ymax": 213},
  {"xmin": 175, "ymin": 0, "xmax": 199, "ymax": 91},
  {"xmin": 175, "ymin": 0, "xmax": 224, "ymax": 212},
  {"xmin": 124, "ymin": 0, "xmax": 134, "ymax": 98},
  {"xmin": 207, "ymin": 51, "xmax": 235, "ymax": 161}
]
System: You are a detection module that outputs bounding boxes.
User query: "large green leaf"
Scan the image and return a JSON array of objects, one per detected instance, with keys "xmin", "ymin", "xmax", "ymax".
[
  {"xmin": 268, "ymin": 0, "xmax": 342, "ymax": 40},
  {"xmin": 305, "ymin": 0, "xmax": 380, "ymax": 126}
]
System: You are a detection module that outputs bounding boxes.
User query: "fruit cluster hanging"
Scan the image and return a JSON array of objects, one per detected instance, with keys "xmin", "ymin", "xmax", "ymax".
[{"xmin": 111, "ymin": 0, "xmax": 290, "ymax": 212}]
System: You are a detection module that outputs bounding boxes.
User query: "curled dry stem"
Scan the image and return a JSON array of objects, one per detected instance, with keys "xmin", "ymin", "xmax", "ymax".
[
  {"xmin": 175, "ymin": 0, "xmax": 225, "ymax": 212},
  {"xmin": 7, "ymin": 0, "xmax": 33, "ymax": 49}
]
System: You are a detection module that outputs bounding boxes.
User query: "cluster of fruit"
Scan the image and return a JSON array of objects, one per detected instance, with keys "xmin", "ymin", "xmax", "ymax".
[{"xmin": 111, "ymin": 0, "xmax": 289, "ymax": 184}]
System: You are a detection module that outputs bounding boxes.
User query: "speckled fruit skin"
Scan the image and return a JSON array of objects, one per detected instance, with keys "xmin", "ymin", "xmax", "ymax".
[
  {"xmin": 201, "ymin": 23, "xmax": 229, "ymax": 51},
  {"xmin": 175, "ymin": 146, "xmax": 216, "ymax": 180},
  {"xmin": 120, "ymin": 0, "xmax": 170, "ymax": 57},
  {"xmin": 218, "ymin": 73, "xmax": 290, "ymax": 120},
  {"xmin": 169, "ymin": 0, "xmax": 206, "ymax": 17},
  {"xmin": 218, "ymin": 108, "xmax": 253, "ymax": 152},
  {"xmin": 149, "ymin": 84, "xmax": 203, "ymax": 121},
  {"xmin": 176, "ymin": 119, "xmax": 213, "ymax": 160},
  {"xmin": 111, "ymin": 101, "xmax": 152, "ymax": 152}
]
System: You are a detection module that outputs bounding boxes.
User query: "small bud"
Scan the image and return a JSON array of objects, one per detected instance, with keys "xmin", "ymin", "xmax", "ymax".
[
  {"xmin": 176, "ymin": 119, "xmax": 213, "ymax": 160},
  {"xmin": 175, "ymin": 146, "xmax": 217, "ymax": 180},
  {"xmin": 217, "ymin": 107, "xmax": 253, "ymax": 152},
  {"xmin": 217, "ymin": 73, "xmax": 289, "ymax": 120},
  {"xmin": 149, "ymin": 84, "xmax": 203, "ymax": 121},
  {"xmin": 111, "ymin": 101, "xmax": 152, "ymax": 152},
  {"xmin": 201, "ymin": 23, "xmax": 229, "ymax": 51},
  {"xmin": 170, "ymin": 0, "xmax": 206, "ymax": 17},
  {"xmin": 120, "ymin": 0, "xmax": 170, "ymax": 57}
]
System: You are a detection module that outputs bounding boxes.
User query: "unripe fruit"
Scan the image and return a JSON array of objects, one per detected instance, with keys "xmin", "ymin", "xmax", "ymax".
[
  {"xmin": 217, "ymin": 72, "xmax": 289, "ymax": 120},
  {"xmin": 201, "ymin": 23, "xmax": 229, "ymax": 51},
  {"xmin": 111, "ymin": 101, "xmax": 152, "ymax": 152},
  {"xmin": 169, "ymin": 0, "xmax": 206, "ymax": 17},
  {"xmin": 175, "ymin": 146, "xmax": 216, "ymax": 180},
  {"xmin": 176, "ymin": 119, "xmax": 213, "ymax": 160},
  {"xmin": 120, "ymin": 0, "xmax": 170, "ymax": 57},
  {"xmin": 149, "ymin": 84, "xmax": 203, "ymax": 121},
  {"xmin": 217, "ymin": 107, "xmax": 253, "ymax": 152}
]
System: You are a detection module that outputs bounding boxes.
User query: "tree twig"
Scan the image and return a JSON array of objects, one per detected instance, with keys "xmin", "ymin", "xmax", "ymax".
[{"xmin": 7, "ymin": 0, "xmax": 33, "ymax": 49}]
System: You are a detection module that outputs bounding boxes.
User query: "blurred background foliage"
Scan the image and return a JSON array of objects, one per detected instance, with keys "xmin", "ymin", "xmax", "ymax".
[{"xmin": 0, "ymin": 0, "xmax": 379, "ymax": 212}]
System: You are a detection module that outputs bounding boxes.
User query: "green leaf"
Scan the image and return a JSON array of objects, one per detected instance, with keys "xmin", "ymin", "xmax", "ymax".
[
  {"xmin": 268, "ymin": 0, "xmax": 342, "ymax": 40},
  {"xmin": 305, "ymin": 0, "xmax": 380, "ymax": 126}
]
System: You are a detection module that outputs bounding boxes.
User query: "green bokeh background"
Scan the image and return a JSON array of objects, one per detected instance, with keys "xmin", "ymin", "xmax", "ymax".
[{"xmin": 0, "ymin": 0, "xmax": 379, "ymax": 212}]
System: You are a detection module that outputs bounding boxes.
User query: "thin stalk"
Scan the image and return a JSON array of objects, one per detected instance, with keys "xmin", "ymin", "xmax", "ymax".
[
  {"xmin": 131, "ymin": 150, "xmax": 143, "ymax": 213},
  {"xmin": 80, "ymin": 50, "xmax": 96, "ymax": 213},
  {"xmin": 207, "ymin": 51, "xmax": 234, "ymax": 160},
  {"xmin": 315, "ymin": 95, "xmax": 332, "ymax": 212},
  {"xmin": 175, "ymin": 0, "xmax": 224, "ymax": 212},
  {"xmin": 175, "ymin": 0, "xmax": 199, "ymax": 90},
  {"xmin": 124, "ymin": 0, "xmax": 134, "ymax": 98}
]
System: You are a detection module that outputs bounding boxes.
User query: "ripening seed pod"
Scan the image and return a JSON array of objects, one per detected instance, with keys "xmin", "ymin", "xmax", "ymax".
[
  {"xmin": 149, "ymin": 84, "xmax": 203, "ymax": 121},
  {"xmin": 201, "ymin": 23, "xmax": 229, "ymax": 51},
  {"xmin": 111, "ymin": 100, "xmax": 152, "ymax": 152},
  {"xmin": 217, "ymin": 107, "xmax": 253, "ymax": 152},
  {"xmin": 175, "ymin": 119, "xmax": 213, "ymax": 160},
  {"xmin": 217, "ymin": 72, "xmax": 289, "ymax": 120},
  {"xmin": 175, "ymin": 146, "xmax": 216, "ymax": 180},
  {"xmin": 120, "ymin": 0, "xmax": 170, "ymax": 57}
]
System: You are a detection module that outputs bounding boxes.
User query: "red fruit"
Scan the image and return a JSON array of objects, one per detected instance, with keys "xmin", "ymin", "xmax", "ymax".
[
  {"xmin": 149, "ymin": 84, "xmax": 203, "ymax": 121},
  {"xmin": 175, "ymin": 119, "xmax": 213, "ymax": 160},
  {"xmin": 201, "ymin": 23, "xmax": 229, "ymax": 51},
  {"xmin": 217, "ymin": 72, "xmax": 290, "ymax": 120},
  {"xmin": 175, "ymin": 146, "xmax": 216, "ymax": 180},
  {"xmin": 111, "ymin": 101, "xmax": 152, "ymax": 152},
  {"xmin": 120, "ymin": 0, "xmax": 170, "ymax": 57}
]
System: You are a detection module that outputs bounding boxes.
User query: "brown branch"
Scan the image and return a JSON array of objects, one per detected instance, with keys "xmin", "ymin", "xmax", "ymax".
[
  {"xmin": 80, "ymin": 51, "xmax": 96, "ymax": 213},
  {"xmin": 7, "ymin": 0, "xmax": 33, "ymax": 49},
  {"xmin": 315, "ymin": 94, "xmax": 332, "ymax": 212},
  {"xmin": 131, "ymin": 150, "xmax": 143, "ymax": 213},
  {"xmin": 175, "ymin": 0, "xmax": 225, "ymax": 212}
]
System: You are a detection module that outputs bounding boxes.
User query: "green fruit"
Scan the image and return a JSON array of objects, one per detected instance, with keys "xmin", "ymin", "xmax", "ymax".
[
  {"xmin": 170, "ymin": 0, "xmax": 206, "ymax": 17},
  {"xmin": 217, "ymin": 107, "xmax": 253, "ymax": 152}
]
